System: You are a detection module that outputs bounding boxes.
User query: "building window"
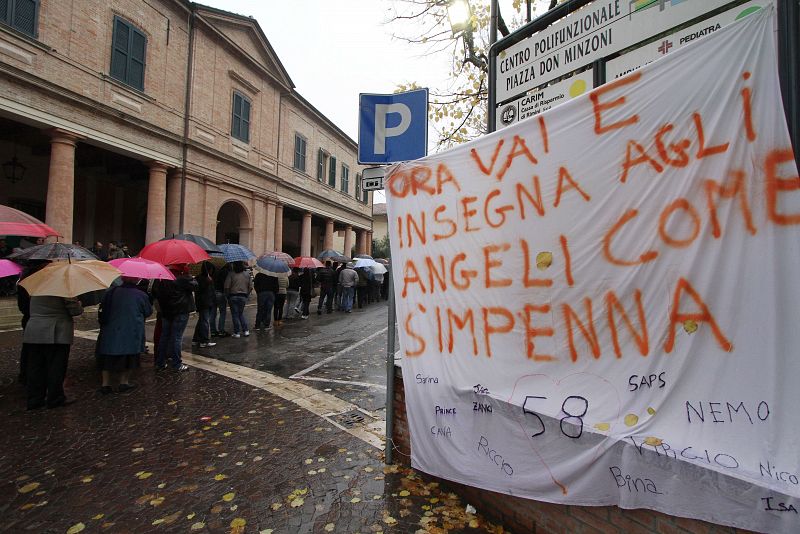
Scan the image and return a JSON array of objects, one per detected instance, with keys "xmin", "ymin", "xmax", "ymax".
[
  {"xmin": 293, "ymin": 134, "xmax": 307, "ymax": 172},
  {"xmin": 328, "ymin": 156, "xmax": 336, "ymax": 187},
  {"xmin": 231, "ymin": 91, "xmax": 251, "ymax": 143},
  {"xmin": 317, "ymin": 149, "xmax": 328, "ymax": 182},
  {"xmin": 0, "ymin": 0, "xmax": 39, "ymax": 37},
  {"xmin": 110, "ymin": 16, "xmax": 146, "ymax": 91},
  {"xmin": 341, "ymin": 165, "xmax": 349, "ymax": 194},
  {"xmin": 355, "ymin": 173, "xmax": 361, "ymax": 201},
  {"xmin": 362, "ymin": 186, "xmax": 369, "ymax": 204}
]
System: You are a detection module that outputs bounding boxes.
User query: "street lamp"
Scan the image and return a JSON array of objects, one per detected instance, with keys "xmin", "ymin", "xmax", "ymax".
[
  {"xmin": 3, "ymin": 155, "xmax": 26, "ymax": 184},
  {"xmin": 447, "ymin": 0, "xmax": 472, "ymax": 35}
]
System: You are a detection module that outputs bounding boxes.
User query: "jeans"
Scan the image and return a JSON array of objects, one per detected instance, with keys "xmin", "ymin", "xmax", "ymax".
[
  {"xmin": 192, "ymin": 306, "xmax": 212, "ymax": 342},
  {"xmin": 228, "ymin": 295, "xmax": 248, "ymax": 334},
  {"xmin": 274, "ymin": 294, "xmax": 286, "ymax": 321},
  {"xmin": 341, "ymin": 286, "xmax": 355, "ymax": 311},
  {"xmin": 318, "ymin": 286, "xmax": 334, "ymax": 313},
  {"xmin": 285, "ymin": 290, "xmax": 300, "ymax": 318},
  {"xmin": 211, "ymin": 291, "xmax": 227, "ymax": 333},
  {"xmin": 157, "ymin": 314, "xmax": 189, "ymax": 368},
  {"xmin": 255, "ymin": 291, "xmax": 275, "ymax": 328}
]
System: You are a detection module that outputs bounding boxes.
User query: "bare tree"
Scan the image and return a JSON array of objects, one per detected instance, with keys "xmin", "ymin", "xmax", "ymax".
[{"xmin": 390, "ymin": 0, "xmax": 559, "ymax": 150}]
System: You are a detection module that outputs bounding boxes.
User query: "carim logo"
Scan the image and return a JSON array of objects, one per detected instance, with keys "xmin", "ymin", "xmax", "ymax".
[
  {"xmin": 629, "ymin": 0, "xmax": 688, "ymax": 20},
  {"xmin": 501, "ymin": 105, "xmax": 517, "ymax": 125}
]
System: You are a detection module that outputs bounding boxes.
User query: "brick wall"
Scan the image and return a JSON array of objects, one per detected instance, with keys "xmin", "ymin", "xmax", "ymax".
[{"xmin": 390, "ymin": 365, "xmax": 756, "ymax": 534}]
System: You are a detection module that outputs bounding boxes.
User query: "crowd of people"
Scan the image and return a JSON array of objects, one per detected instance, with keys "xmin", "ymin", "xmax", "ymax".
[{"xmin": 11, "ymin": 255, "xmax": 390, "ymax": 410}]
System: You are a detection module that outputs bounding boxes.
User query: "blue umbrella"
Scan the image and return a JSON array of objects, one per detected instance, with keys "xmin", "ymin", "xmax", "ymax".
[
  {"xmin": 218, "ymin": 243, "xmax": 256, "ymax": 263},
  {"xmin": 255, "ymin": 254, "xmax": 291, "ymax": 277}
]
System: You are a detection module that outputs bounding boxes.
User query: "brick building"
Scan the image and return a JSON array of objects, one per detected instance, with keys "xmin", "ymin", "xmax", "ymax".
[{"xmin": 0, "ymin": 0, "xmax": 374, "ymax": 256}]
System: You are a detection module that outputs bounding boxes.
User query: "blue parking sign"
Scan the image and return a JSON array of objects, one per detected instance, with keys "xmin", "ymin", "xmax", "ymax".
[{"xmin": 358, "ymin": 89, "xmax": 428, "ymax": 164}]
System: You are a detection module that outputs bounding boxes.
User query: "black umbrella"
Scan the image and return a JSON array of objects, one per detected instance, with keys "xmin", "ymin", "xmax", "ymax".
[
  {"xmin": 317, "ymin": 249, "xmax": 349, "ymax": 262},
  {"xmin": 160, "ymin": 233, "xmax": 222, "ymax": 254},
  {"xmin": 8, "ymin": 242, "xmax": 98, "ymax": 262}
]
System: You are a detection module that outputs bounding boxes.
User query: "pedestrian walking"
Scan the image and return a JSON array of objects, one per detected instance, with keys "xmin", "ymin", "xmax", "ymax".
[
  {"xmin": 298, "ymin": 268, "xmax": 313, "ymax": 319},
  {"xmin": 254, "ymin": 270, "xmax": 277, "ymax": 330},
  {"xmin": 339, "ymin": 263, "xmax": 358, "ymax": 313},
  {"xmin": 191, "ymin": 261, "xmax": 216, "ymax": 347},
  {"xmin": 211, "ymin": 263, "xmax": 230, "ymax": 337},
  {"xmin": 225, "ymin": 261, "xmax": 252, "ymax": 337},
  {"xmin": 316, "ymin": 261, "xmax": 335, "ymax": 314},
  {"xmin": 274, "ymin": 273, "xmax": 288, "ymax": 324},
  {"xmin": 334, "ymin": 262, "xmax": 345, "ymax": 310},
  {"xmin": 96, "ymin": 277, "xmax": 152, "ymax": 393},
  {"xmin": 24, "ymin": 295, "xmax": 83, "ymax": 409},
  {"xmin": 285, "ymin": 269, "xmax": 301, "ymax": 319},
  {"xmin": 154, "ymin": 266, "xmax": 197, "ymax": 371}
]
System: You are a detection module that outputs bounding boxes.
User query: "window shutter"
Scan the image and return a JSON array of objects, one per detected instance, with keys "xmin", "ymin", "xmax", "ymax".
[
  {"xmin": 241, "ymin": 97, "xmax": 250, "ymax": 142},
  {"xmin": 317, "ymin": 149, "xmax": 324, "ymax": 181},
  {"xmin": 129, "ymin": 28, "xmax": 146, "ymax": 90},
  {"xmin": 12, "ymin": 0, "xmax": 36, "ymax": 35},
  {"xmin": 111, "ymin": 19, "xmax": 129, "ymax": 81},
  {"xmin": 329, "ymin": 156, "xmax": 336, "ymax": 186}
]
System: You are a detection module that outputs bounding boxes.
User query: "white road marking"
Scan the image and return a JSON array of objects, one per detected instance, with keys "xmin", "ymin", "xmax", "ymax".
[
  {"xmin": 294, "ymin": 376, "xmax": 386, "ymax": 390},
  {"xmin": 290, "ymin": 326, "xmax": 388, "ymax": 378}
]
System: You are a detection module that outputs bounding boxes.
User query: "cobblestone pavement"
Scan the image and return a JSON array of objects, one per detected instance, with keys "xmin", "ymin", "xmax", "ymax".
[{"xmin": 0, "ymin": 328, "xmax": 504, "ymax": 533}]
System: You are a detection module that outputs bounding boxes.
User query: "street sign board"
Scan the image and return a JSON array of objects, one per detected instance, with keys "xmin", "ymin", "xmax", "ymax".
[
  {"xmin": 361, "ymin": 167, "xmax": 385, "ymax": 191},
  {"xmin": 495, "ymin": 0, "xmax": 734, "ymax": 104},
  {"xmin": 358, "ymin": 89, "xmax": 428, "ymax": 164}
]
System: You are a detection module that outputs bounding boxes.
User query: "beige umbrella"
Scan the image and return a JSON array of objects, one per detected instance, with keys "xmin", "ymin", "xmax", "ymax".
[{"xmin": 19, "ymin": 260, "xmax": 121, "ymax": 298}]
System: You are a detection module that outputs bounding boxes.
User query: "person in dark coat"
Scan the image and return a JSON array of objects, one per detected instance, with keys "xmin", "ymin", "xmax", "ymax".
[
  {"xmin": 315, "ymin": 261, "xmax": 335, "ymax": 315},
  {"xmin": 154, "ymin": 266, "xmax": 197, "ymax": 371},
  {"xmin": 16, "ymin": 261, "xmax": 48, "ymax": 385},
  {"xmin": 191, "ymin": 261, "xmax": 216, "ymax": 347},
  {"xmin": 24, "ymin": 295, "xmax": 83, "ymax": 409},
  {"xmin": 253, "ymin": 271, "xmax": 278, "ymax": 330},
  {"xmin": 298, "ymin": 268, "xmax": 314, "ymax": 319},
  {"xmin": 96, "ymin": 277, "xmax": 152, "ymax": 393},
  {"xmin": 356, "ymin": 267, "xmax": 369, "ymax": 309}
]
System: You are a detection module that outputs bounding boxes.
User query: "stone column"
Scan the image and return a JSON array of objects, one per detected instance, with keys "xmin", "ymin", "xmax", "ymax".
[
  {"xmin": 367, "ymin": 231, "xmax": 373, "ymax": 256},
  {"xmin": 324, "ymin": 219, "xmax": 334, "ymax": 250},
  {"xmin": 165, "ymin": 169, "xmax": 182, "ymax": 237},
  {"xmin": 274, "ymin": 203, "xmax": 284, "ymax": 252},
  {"xmin": 145, "ymin": 162, "xmax": 169, "ymax": 244},
  {"xmin": 265, "ymin": 200, "xmax": 276, "ymax": 252},
  {"xmin": 45, "ymin": 129, "xmax": 82, "ymax": 242},
  {"xmin": 251, "ymin": 197, "xmax": 266, "ymax": 253},
  {"xmin": 343, "ymin": 225, "xmax": 353, "ymax": 258},
  {"xmin": 358, "ymin": 229, "xmax": 367, "ymax": 255},
  {"xmin": 300, "ymin": 212, "xmax": 312, "ymax": 257}
]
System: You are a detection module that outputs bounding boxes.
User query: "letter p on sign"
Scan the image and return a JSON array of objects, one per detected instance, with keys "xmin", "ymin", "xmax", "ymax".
[{"xmin": 359, "ymin": 89, "xmax": 428, "ymax": 164}]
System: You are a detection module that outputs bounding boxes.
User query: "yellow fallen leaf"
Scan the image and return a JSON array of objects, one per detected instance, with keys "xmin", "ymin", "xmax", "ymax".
[
  {"xmin": 190, "ymin": 522, "xmax": 205, "ymax": 531},
  {"xmin": 270, "ymin": 503, "xmax": 282, "ymax": 511},
  {"xmin": 16, "ymin": 475, "xmax": 30, "ymax": 481},
  {"xmin": 259, "ymin": 530, "xmax": 274, "ymax": 534},
  {"xmin": 223, "ymin": 432, "xmax": 232, "ymax": 437},
  {"xmin": 469, "ymin": 519, "xmax": 480, "ymax": 528},
  {"xmin": 399, "ymin": 490, "xmax": 410, "ymax": 497},
  {"xmin": 137, "ymin": 472, "xmax": 153, "ymax": 480},
  {"xmin": 18, "ymin": 482, "xmax": 40, "ymax": 494},
  {"xmin": 149, "ymin": 497, "xmax": 165, "ymax": 506},
  {"xmin": 290, "ymin": 498, "xmax": 304, "ymax": 508},
  {"xmin": 66, "ymin": 522, "xmax": 85, "ymax": 534},
  {"xmin": 19, "ymin": 503, "xmax": 35, "ymax": 510},
  {"xmin": 350, "ymin": 497, "xmax": 361, "ymax": 503},
  {"xmin": 222, "ymin": 492, "xmax": 235, "ymax": 502},
  {"xmin": 92, "ymin": 514, "xmax": 104, "ymax": 520},
  {"xmin": 152, "ymin": 518, "xmax": 164, "ymax": 526},
  {"xmin": 324, "ymin": 524, "xmax": 335, "ymax": 532},
  {"xmin": 364, "ymin": 467, "xmax": 374, "ymax": 473},
  {"xmin": 213, "ymin": 474, "xmax": 228, "ymax": 481},
  {"xmin": 157, "ymin": 483, "xmax": 166, "ymax": 489},
  {"xmin": 81, "ymin": 477, "xmax": 93, "ymax": 483},
  {"xmin": 384, "ymin": 515, "xmax": 397, "ymax": 525},
  {"xmin": 304, "ymin": 459, "xmax": 313, "ymax": 465},
  {"xmin": 131, "ymin": 447, "xmax": 144, "ymax": 453},
  {"xmin": 187, "ymin": 513, "xmax": 196, "ymax": 519},
  {"xmin": 230, "ymin": 517, "xmax": 246, "ymax": 533}
]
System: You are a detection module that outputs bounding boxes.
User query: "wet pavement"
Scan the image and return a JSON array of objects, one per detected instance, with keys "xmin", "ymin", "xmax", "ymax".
[{"xmin": 0, "ymin": 300, "xmax": 505, "ymax": 533}]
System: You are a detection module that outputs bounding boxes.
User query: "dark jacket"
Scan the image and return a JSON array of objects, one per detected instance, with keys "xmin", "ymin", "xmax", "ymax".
[
  {"xmin": 97, "ymin": 283, "xmax": 153, "ymax": 355},
  {"xmin": 194, "ymin": 270, "xmax": 215, "ymax": 309},
  {"xmin": 316, "ymin": 267, "xmax": 335, "ymax": 289},
  {"xmin": 214, "ymin": 265, "xmax": 230, "ymax": 292},
  {"xmin": 298, "ymin": 270, "xmax": 314, "ymax": 297},
  {"xmin": 356, "ymin": 268, "xmax": 369, "ymax": 287},
  {"xmin": 288, "ymin": 272, "xmax": 300, "ymax": 291},
  {"xmin": 155, "ymin": 275, "xmax": 198, "ymax": 318},
  {"xmin": 254, "ymin": 273, "xmax": 279, "ymax": 293}
]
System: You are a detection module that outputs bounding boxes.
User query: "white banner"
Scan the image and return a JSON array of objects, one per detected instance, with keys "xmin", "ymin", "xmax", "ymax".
[
  {"xmin": 496, "ymin": 0, "xmax": 735, "ymax": 102},
  {"xmin": 388, "ymin": 8, "xmax": 800, "ymax": 533}
]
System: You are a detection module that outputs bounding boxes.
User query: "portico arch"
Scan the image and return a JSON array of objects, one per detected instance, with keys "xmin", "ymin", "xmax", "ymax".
[{"xmin": 216, "ymin": 199, "xmax": 252, "ymax": 247}]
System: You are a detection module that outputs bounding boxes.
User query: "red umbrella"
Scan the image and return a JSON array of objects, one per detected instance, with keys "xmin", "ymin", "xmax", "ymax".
[
  {"xmin": 0, "ymin": 204, "xmax": 60, "ymax": 238},
  {"xmin": 139, "ymin": 239, "xmax": 210, "ymax": 266},
  {"xmin": 293, "ymin": 256, "xmax": 324, "ymax": 269}
]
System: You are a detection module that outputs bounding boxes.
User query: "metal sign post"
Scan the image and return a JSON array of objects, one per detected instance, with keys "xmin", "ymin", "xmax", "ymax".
[{"xmin": 385, "ymin": 267, "xmax": 397, "ymax": 464}]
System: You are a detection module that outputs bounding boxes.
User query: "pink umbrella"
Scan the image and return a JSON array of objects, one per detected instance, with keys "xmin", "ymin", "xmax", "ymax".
[
  {"xmin": 109, "ymin": 257, "xmax": 176, "ymax": 280},
  {"xmin": 292, "ymin": 256, "xmax": 324, "ymax": 269},
  {"xmin": 0, "ymin": 204, "xmax": 60, "ymax": 238},
  {"xmin": 0, "ymin": 259, "xmax": 23, "ymax": 278}
]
